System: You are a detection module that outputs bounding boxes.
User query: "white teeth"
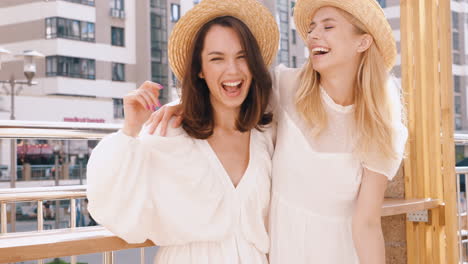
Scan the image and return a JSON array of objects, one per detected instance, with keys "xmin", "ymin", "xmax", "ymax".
[
  {"xmin": 222, "ymin": 81, "xmax": 242, "ymax": 87},
  {"xmin": 312, "ymin": 47, "xmax": 330, "ymax": 53}
]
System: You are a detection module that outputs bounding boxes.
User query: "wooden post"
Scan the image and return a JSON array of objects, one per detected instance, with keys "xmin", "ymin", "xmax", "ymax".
[{"xmin": 400, "ymin": 0, "xmax": 458, "ymax": 263}]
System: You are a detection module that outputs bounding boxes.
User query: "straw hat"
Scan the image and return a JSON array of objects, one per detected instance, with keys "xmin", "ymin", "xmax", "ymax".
[
  {"xmin": 168, "ymin": 0, "xmax": 279, "ymax": 81},
  {"xmin": 293, "ymin": 0, "xmax": 396, "ymax": 70}
]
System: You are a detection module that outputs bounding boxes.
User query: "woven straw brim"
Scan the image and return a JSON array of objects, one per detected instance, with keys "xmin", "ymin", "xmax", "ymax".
[
  {"xmin": 168, "ymin": 0, "xmax": 280, "ymax": 81},
  {"xmin": 293, "ymin": 0, "xmax": 396, "ymax": 70}
]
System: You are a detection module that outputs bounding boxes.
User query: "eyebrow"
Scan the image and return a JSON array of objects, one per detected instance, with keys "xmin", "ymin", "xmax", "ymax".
[
  {"xmin": 310, "ymin": 18, "xmax": 337, "ymax": 26},
  {"xmin": 207, "ymin": 50, "xmax": 246, "ymax": 56}
]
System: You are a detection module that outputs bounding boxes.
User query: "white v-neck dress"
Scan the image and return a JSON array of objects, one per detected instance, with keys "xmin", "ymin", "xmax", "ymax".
[
  {"xmin": 268, "ymin": 65, "xmax": 408, "ymax": 264},
  {"xmin": 86, "ymin": 124, "xmax": 274, "ymax": 264}
]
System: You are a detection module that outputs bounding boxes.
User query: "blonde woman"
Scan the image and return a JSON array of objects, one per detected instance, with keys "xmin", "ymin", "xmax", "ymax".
[
  {"xmin": 268, "ymin": 0, "xmax": 407, "ymax": 263},
  {"xmin": 150, "ymin": 0, "xmax": 407, "ymax": 263}
]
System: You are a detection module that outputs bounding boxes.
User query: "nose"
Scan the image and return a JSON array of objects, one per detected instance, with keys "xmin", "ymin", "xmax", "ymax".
[
  {"xmin": 225, "ymin": 58, "xmax": 241, "ymax": 75},
  {"xmin": 307, "ymin": 27, "xmax": 320, "ymax": 41}
]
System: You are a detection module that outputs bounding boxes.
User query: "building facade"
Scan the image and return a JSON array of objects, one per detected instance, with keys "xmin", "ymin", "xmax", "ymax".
[{"xmin": 0, "ymin": 0, "xmax": 306, "ymax": 180}]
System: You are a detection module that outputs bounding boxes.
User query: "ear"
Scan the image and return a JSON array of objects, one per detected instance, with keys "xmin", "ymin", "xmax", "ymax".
[
  {"xmin": 198, "ymin": 72, "xmax": 205, "ymax": 79},
  {"xmin": 357, "ymin": 34, "xmax": 373, "ymax": 53}
]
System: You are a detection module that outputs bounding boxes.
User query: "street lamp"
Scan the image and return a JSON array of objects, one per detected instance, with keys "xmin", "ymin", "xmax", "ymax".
[
  {"xmin": 0, "ymin": 48, "xmax": 44, "ymax": 232},
  {"xmin": 0, "ymin": 49, "xmax": 44, "ymax": 120}
]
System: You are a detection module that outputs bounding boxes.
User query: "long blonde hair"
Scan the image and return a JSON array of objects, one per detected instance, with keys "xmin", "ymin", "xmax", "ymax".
[{"xmin": 295, "ymin": 9, "xmax": 404, "ymax": 159}]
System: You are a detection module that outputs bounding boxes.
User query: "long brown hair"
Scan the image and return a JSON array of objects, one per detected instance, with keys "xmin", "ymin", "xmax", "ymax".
[{"xmin": 180, "ymin": 16, "xmax": 273, "ymax": 139}]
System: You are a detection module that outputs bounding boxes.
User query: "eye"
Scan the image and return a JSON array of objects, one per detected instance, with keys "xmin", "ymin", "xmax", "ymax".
[
  {"xmin": 210, "ymin": 57, "xmax": 222, "ymax": 61},
  {"xmin": 325, "ymin": 26, "xmax": 334, "ymax": 30},
  {"xmin": 237, "ymin": 55, "xmax": 246, "ymax": 59}
]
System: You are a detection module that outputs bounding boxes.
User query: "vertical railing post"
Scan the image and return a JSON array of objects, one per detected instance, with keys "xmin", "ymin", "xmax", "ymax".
[
  {"xmin": 37, "ymin": 200, "xmax": 44, "ymax": 264},
  {"xmin": 1, "ymin": 202, "xmax": 7, "ymax": 234},
  {"xmin": 103, "ymin": 252, "xmax": 114, "ymax": 264}
]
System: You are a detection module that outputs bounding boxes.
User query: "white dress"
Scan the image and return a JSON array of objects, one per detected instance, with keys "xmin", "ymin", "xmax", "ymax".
[
  {"xmin": 268, "ymin": 65, "xmax": 408, "ymax": 264},
  {"xmin": 86, "ymin": 124, "xmax": 274, "ymax": 264}
]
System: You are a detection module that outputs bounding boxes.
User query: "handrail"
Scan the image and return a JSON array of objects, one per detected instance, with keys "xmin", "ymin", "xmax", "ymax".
[
  {"xmin": 0, "ymin": 185, "xmax": 442, "ymax": 263},
  {"xmin": 0, "ymin": 185, "xmax": 86, "ymax": 194},
  {"xmin": 0, "ymin": 186, "xmax": 86, "ymax": 202},
  {"xmin": 381, "ymin": 198, "xmax": 441, "ymax": 217},
  {"xmin": 455, "ymin": 133, "xmax": 468, "ymax": 145},
  {"xmin": 0, "ymin": 197, "xmax": 441, "ymax": 263},
  {"xmin": 0, "ymin": 120, "xmax": 121, "ymax": 139},
  {"xmin": 0, "ymin": 226, "xmax": 155, "ymax": 263}
]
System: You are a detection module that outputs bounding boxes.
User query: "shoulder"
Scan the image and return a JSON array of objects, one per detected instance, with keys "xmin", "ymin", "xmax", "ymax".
[
  {"xmin": 254, "ymin": 125, "xmax": 276, "ymax": 157},
  {"xmin": 274, "ymin": 64, "xmax": 302, "ymax": 79},
  {"xmin": 137, "ymin": 118, "xmax": 191, "ymax": 148},
  {"xmin": 140, "ymin": 118, "xmax": 186, "ymax": 138}
]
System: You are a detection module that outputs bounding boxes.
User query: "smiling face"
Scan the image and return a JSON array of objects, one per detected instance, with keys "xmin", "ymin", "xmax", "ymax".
[
  {"xmin": 307, "ymin": 6, "xmax": 371, "ymax": 74},
  {"xmin": 199, "ymin": 25, "xmax": 253, "ymax": 112}
]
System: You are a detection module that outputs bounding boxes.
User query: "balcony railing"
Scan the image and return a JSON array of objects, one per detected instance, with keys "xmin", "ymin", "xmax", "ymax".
[
  {"xmin": 0, "ymin": 121, "xmax": 442, "ymax": 263},
  {"xmin": 454, "ymin": 134, "xmax": 468, "ymax": 262}
]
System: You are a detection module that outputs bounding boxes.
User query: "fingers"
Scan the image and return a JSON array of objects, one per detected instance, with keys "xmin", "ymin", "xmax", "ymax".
[
  {"xmin": 140, "ymin": 81, "xmax": 163, "ymax": 110},
  {"xmin": 159, "ymin": 108, "xmax": 172, "ymax": 137},
  {"xmin": 147, "ymin": 106, "xmax": 166, "ymax": 135},
  {"xmin": 172, "ymin": 115, "xmax": 183, "ymax": 128},
  {"xmin": 132, "ymin": 93, "xmax": 151, "ymax": 111},
  {"xmin": 140, "ymin": 89, "xmax": 159, "ymax": 110}
]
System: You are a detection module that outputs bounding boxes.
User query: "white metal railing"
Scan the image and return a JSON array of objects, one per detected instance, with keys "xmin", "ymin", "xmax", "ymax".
[
  {"xmin": 0, "ymin": 121, "xmax": 146, "ymax": 264},
  {"xmin": 454, "ymin": 134, "xmax": 468, "ymax": 262},
  {"xmin": 0, "ymin": 121, "xmax": 444, "ymax": 263}
]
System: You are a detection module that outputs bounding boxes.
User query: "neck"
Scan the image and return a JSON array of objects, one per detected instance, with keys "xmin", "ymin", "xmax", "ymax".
[
  {"xmin": 319, "ymin": 64, "xmax": 358, "ymax": 106},
  {"xmin": 211, "ymin": 101, "xmax": 240, "ymax": 132}
]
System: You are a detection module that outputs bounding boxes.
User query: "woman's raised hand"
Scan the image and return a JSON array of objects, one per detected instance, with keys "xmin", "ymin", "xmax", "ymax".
[{"xmin": 122, "ymin": 81, "xmax": 163, "ymax": 137}]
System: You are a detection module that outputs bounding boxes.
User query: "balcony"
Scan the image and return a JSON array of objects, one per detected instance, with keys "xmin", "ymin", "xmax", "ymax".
[{"xmin": 109, "ymin": 8, "xmax": 125, "ymax": 19}]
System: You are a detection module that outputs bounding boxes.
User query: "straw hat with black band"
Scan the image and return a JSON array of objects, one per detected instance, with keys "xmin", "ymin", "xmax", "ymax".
[
  {"xmin": 168, "ymin": 0, "xmax": 280, "ymax": 81},
  {"xmin": 293, "ymin": 0, "xmax": 396, "ymax": 70}
]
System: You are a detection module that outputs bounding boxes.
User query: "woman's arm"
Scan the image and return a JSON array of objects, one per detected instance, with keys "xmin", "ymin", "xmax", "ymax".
[{"xmin": 352, "ymin": 168, "xmax": 388, "ymax": 264}]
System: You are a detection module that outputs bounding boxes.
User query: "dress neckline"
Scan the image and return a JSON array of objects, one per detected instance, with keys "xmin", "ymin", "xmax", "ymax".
[
  {"xmin": 320, "ymin": 87, "xmax": 355, "ymax": 114},
  {"xmin": 201, "ymin": 130, "xmax": 254, "ymax": 191}
]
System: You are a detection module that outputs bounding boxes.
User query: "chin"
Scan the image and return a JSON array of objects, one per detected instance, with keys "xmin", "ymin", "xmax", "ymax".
[
  {"xmin": 222, "ymin": 97, "xmax": 247, "ymax": 109},
  {"xmin": 311, "ymin": 62, "xmax": 332, "ymax": 74}
]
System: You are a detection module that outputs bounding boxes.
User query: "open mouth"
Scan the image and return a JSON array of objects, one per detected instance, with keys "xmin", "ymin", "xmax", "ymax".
[
  {"xmin": 222, "ymin": 80, "xmax": 243, "ymax": 97},
  {"xmin": 311, "ymin": 47, "xmax": 331, "ymax": 56}
]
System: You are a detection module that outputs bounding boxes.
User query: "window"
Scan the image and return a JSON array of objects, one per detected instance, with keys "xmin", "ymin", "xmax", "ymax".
[
  {"xmin": 63, "ymin": 0, "xmax": 95, "ymax": 6},
  {"xmin": 111, "ymin": 27, "xmax": 125, "ymax": 46},
  {"xmin": 292, "ymin": 56, "xmax": 297, "ymax": 68},
  {"xmin": 377, "ymin": 0, "xmax": 386, "ymax": 8},
  {"xmin": 291, "ymin": 1, "xmax": 296, "ymax": 16},
  {"xmin": 113, "ymin": 98, "xmax": 124, "ymax": 119},
  {"xmin": 171, "ymin": 4, "xmax": 180, "ymax": 22},
  {"xmin": 292, "ymin": 29, "xmax": 296, "ymax": 44},
  {"xmin": 277, "ymin": 0, "xmax": 290, "ymax": 66},
  {"xmin": 453, "ymin": 31, "xmax": 460, "ymax": 51},
  {"xmin": 45, "ymin": 17, "xmax": 95, "ymax": 42},
  {"xmin": 46, "ymin": 56, "xmax": 96, "ymax": 80},
  {"xmin": 152, "ymin": 62, "xmax": 168, "ymax": 101},
  {"xmin": 456, "ymin": 96, "xmax": 462, "ymax": 114},
  {"xmin": 454, "ymin": 75, "xmax": 461, "ymax": 93},
  {"xmin": 112, "ymin": 63, "xmax": 125, "ymax": 81},
  {"xmin": 151, "ymin": 3, "xmax": 168, "ymax": 103},
  {"xmin": 456, "ymin": 116, "xmax": 463, "ymax": 131},
  {"xmin": 110, "ymin": 0, "xmax": 124, "ymax": 10},
  {"xmin": 453, "ymin": 12, "xmax": 459, "ymax": 29},
  {"xmin": 151, "ymin": 0, "xmax": 166, "ymax": 8},
  {"xmin": 454, "ymin": 52, "xmax": 461, "ymax": 65}
]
